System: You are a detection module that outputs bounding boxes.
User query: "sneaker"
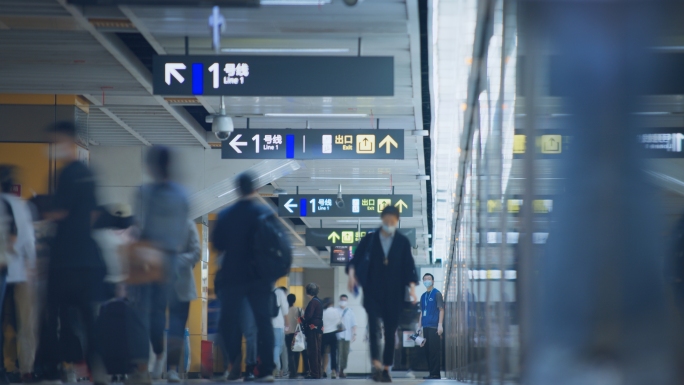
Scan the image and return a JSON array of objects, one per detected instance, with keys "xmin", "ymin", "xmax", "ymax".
[
  {"xmin": 254, "ymin": 375, "xmax": 274, "ymax": 383},
  {"xmin": 167, "ymin": 370, "xmax": 181, "ymax": 383},
  {"xmin": 371, "ymin": 369, "xmax": 382, "ymax": 383},
  {"xmin": 423, "ymin": 375, "xmax": 441, "ymax": 380},
  {"xmin": 331, "ymin": 370, "xmax": 337, "ymax": 379},
  {"xmin": 339, "ymin": 371, "xmax": 346, "ymax": 379},
  {"xmin": 125, "ymin": 371, "xmax": 152, "ymax": 385},
  {"xmin": 21, "ymin": 374, "xmax": 36, "ymax": 384},
  {"xmin": 380, "ymin": 370, "xmax": 392, "ymax": 383},
  {"xmin": 243, "ymin": 373, "xmax": 255, "ymax": 382},
  {"xmin": 151, "ymin": 358, "xmax": 164, "ymax": 381},
  {"xmin": 226, "ymin": 372, "xmax": 243, "ymax": 383},
  {"xmin": 405, "ymin": 371, "xmax": 415, "ymax": 379},
  {"xmin": 322, "ymin": 372, "xmax": 327, "ymax": 379},
  {"xmin": 64, "ymin": 369, "xmax": 77, "ymax": 384}
]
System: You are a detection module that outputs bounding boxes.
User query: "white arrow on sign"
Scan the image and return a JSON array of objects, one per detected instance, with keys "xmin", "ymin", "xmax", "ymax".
[
  {"xmin": 229, "ymin": 134, "xmax": 248, "ymax": 153},
  {"xmin": 284, "ymin": 198, "xmax": 298, "ymax": 213},
  {"xmin": 165, "ymin": 63, "xmax": 186, "ymax": 85}
]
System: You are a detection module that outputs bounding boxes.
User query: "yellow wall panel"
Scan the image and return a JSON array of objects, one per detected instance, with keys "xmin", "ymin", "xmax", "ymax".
[{"xmin": 0, "ymin": 143, "xmax": 50, "ymax": 198}]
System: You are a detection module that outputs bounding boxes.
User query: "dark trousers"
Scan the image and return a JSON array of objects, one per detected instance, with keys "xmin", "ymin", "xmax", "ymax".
[
  {"xmin": 285, "ymin": 334, "xmax": 303, "ymax": 377},
  {"xmin": 219, "ymin": 285, "xmax": 275, "ymax": 377},
  {"xmin": 365, "ymin": 298, "xmax": 399, "ymax": 366},
  {"xmin": 321, "ymin": 333, "xmax": 338, "ymax": 372},
  {"xmin": 305, "ymin": 331, "xmax": 322, "ymax": 378},
  {"xmin": 42, "ymin": 268, "xmax": 101, "ymax": 374},
  {"xmin": 423, "ymin": 327, "xmax": 441, "ymax": 377}
]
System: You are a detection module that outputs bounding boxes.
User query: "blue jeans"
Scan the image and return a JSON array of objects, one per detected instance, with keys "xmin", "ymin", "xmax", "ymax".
[
  {"xmin": 240, "ymin": 299, "xmax": 257, "ymax": 366},
  {"xmin": 273, "ymin": 328, "xmax": 284, "ymax": 371}
]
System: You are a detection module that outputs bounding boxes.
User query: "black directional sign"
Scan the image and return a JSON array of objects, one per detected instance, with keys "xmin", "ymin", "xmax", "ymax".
[
  {"xmin": 278, "ymin": 194, "xmax": 413, "ymax": 218},
  {"xmin": 153, "ymin": 55, "xmax": 394, "ymax": 97},
  {"xmin": 221, "ymin": 129, "xmax": 404, "ymax": 160},
  {"xmin": 306, "ymin": 228, "xmax": 417, "ymax": 248}
]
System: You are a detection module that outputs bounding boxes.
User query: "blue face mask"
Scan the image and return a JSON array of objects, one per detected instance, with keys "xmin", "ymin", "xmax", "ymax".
[{"xmin": 423, "ymin": 280, "xmax": 433, "ymax": 288}]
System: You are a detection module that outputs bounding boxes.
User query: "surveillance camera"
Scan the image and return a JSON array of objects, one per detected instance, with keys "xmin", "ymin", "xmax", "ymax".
[
  {"xmin": 343, "ymin": 0, "xmax": 363, "ymax": 5},
  {"xmin": 213, "ymin": 115, "xmax": 234, "ymax": 141},
  {"xmin": 336, "ymin": 189, "xmax": 345, "ymax": 208}
]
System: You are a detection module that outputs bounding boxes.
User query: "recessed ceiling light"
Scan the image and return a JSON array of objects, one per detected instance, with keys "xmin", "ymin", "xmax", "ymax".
[
  {"xmin": 264, "ymin": 113, "xmax": 369, "ymax": 118},
  {"xmin": 261, "ymin": 0, "xmax": 331, "ymax": 5},
  {"xmin": 221, "ymin": 48, "xmax": 349, "ymax": 53}
]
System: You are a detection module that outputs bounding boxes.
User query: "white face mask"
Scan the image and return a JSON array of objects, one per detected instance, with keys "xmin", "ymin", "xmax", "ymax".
[
  {"xmin": 381, "ymin": 224, "xmax": 397, "ymax": 234},
  {"xmin": 339, "ymin": 300, "xmax": 348, "ymax": 308}
]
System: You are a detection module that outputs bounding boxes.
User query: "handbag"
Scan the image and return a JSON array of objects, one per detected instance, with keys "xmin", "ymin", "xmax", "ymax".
[
  {"xmin": 122, "ymin": 241, "xmax": 165, "ymax": 285},
  {"xmin": 291, "ymin": 323, "xmax": 306, "ymax": 352},
  {"xmin": 336, "ymin": 308, "xmax": 348, "ymax": 333}
]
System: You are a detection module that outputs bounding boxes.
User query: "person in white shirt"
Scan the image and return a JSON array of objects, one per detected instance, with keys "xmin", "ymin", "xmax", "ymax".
[
  {"xmin": 336, "ymin": 294, "xmax": 357, "ymax": 378},
  {"xmin": 1, "ymin": 166, "xmax": 37, "ymax": 382},
  {"xmin": 321, "ymin": 298, "xmax": 342, "ymax": 379},
  {"xmin": 272, "ymin": 287, "xmax": 290, "ymax": 377}
]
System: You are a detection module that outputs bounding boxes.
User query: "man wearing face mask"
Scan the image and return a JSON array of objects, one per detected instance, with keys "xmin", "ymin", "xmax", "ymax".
[
  {"xmin": 417, "ymin": 273, "xmax": 444, "ymax": 379},
  {"xmin": 336, "ymin": 294, "xmax": 356, "ymax": 379},
  {"xmin": 346, "ymin": 206, "xmax": 418, "ymax": 383}
]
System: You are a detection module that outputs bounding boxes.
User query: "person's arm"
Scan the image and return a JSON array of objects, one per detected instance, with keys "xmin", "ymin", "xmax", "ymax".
[
  {"xmin": 178, "ymin": 222, "xmax": 201, "ymax": 269},
  {"xmin": 280, "ymin": 291, "xmax": 290, "ymax": 331},
  {"xmin": 211, "ymin": 212, "xmax": 228, "ymax": 252},
  {"xmin": 437, "ymin": 292, "xmax": 445, "ymax": 336},
  {"xmin": 438, "ymin": 308, "xmax": 444, "ymax": 336},
  {"xmin": 404, "ymin": 239, "xmax": 419, "ymax": 304},
  {"xmin": 346, "ymin": 235, "xmax": 369, "ymax": 291},
  {"xmin": 350, "ymin": 311, "xmax": 358, "ymax": 342}
]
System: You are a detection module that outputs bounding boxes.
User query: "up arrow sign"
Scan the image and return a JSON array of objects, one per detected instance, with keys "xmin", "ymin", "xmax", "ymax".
[
  {"xmin": 328, "ymin": 231, "xmax": 341, "ymax": 243},
  {"xmin": 165, "ymin": 63, "xmax": 186, "ymax": 85},
  {"xmin": 379, "ymin": 135, "xmax": 398, "ymax": 154}
]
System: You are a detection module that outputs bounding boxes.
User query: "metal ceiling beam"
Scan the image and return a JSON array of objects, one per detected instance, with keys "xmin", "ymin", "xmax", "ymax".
[
  {"xmin": 406, "ymin": 0, "xmax": 430, "ymax": 261},
  {"xmin": 119, "ymin": 5, "xmax": 216, "ymax": 114},
  {"xmin": 57, "ymin": 0, "xmax": 211, "ymax": 149},
  {"xmin": 83, "ymin": 94, "xmax": 152, "ymax": 146}
]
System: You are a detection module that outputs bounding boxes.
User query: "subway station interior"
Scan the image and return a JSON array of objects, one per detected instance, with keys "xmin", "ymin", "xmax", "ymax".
[{"xmin": 4, "ymin": 1, "xmax": 684, "ymax": 385}]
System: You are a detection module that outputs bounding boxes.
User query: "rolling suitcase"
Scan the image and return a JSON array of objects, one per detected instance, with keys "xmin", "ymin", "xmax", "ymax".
[{"xmin": 95, "ymin": 299, "xmax": 148, "ymax": 375}]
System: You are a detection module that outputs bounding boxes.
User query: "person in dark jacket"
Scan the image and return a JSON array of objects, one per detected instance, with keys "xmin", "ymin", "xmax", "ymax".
[
  {"xmin": 346, "ymin": 205, "xmax": 418, "ymax": 383},
  {"xmin": 212, "ymin": 172, "xmax": 276, "ymax": 383},
  {"xmin": 302, "ymin": 283, "xmax": 323, "ymax": 379}
]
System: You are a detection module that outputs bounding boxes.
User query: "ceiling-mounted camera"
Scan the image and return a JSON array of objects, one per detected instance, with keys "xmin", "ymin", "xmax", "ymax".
[
  {"xmin": 336, "ymin": 184, "xmax": 345, "ymax": 208},
  {"xmin": 206, "ymin": 96, "xmax": 234, "ymax": 141},
  {"xmin": 343, "ymin": 0, "xmax": 364, "ymax": 6}
]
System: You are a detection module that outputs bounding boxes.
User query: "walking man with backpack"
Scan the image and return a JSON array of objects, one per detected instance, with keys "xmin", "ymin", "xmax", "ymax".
[{"xmin": 212, "ymin": 172, "xmax": 292, "ymax": 383}]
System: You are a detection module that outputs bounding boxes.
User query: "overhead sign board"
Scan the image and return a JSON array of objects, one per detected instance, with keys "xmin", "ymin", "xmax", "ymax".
[
  {"xmin": 68, "ymin": 0, "xmax": 257, "ymax": 5},
  {"xmin": 306, "ymin": 228, "xmax": 417, "ymax": 248},
  {"xmin": 330, "ymin": 246, "xmax": 354, "ymax": 266},
  {"xmin": 278, "ymin": 194, "xmax": 413, "ymax": 218},
  {"xmin": 638, "ymin": 130, "xmax": 684, "ymax": 157},
  {"xmin": 221, "ymin": 129, "xmax": 404, "ymax": 160},
  {"xmin": 153, "ymin": 55, "xmax": 394, "ymax": 97}
]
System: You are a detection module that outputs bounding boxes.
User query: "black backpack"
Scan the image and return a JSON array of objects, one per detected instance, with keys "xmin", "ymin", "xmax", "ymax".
[{"xmin": 253, "ymin": 212, "xmax": 293, "ymax": 283}]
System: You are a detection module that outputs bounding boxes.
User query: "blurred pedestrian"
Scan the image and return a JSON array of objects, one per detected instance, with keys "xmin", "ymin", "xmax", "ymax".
[
  {"xmin": 211, "ymin": 172, "xmax": 279, "ymax": 383},
  {"xmin": 272, "ymin": 287, "xmax": 289, "ymax": 378},
  {"xmin": 336, "ymin": 294, "xmax": 356, "ymax": 378},
  {"xmin": 285, "ymin": 294, "xmax": 303, "ymax": 379},
  {"xmin": 346, "ymin": 205, "xmax": 418, "ymax": 383},
  {"xmin": 303, "ymin": 283, "xmax": 323, "ymax": 379},
  {"xmin": 128, "ymin": 146, "xmax": 189, "ymax": 384},
  {"xmin": 41, "ymin": 121, "xmax": 107, "ymax": 383},
  {"xmin": 0, "ymin": 166, "xmax": 37, "ymax": 382},
  {"xmin": 321, "ymin": 298, "xmax": 341, "ymax": 379},
  {"xmin": 166, "ymin": 220, "xmax": 200, "ymax": 383}
]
